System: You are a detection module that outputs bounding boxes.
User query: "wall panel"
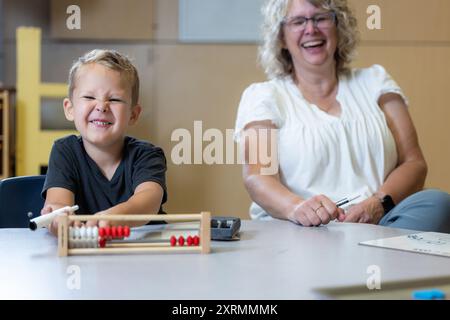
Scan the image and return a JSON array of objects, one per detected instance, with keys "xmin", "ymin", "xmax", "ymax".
[
  {"xmin": 350, "ymin": 0, "xmax": 450, "ymax": 42},
  {"xmin": 51, "ymin": 0, "xmax": 153, "ymax": 40}
]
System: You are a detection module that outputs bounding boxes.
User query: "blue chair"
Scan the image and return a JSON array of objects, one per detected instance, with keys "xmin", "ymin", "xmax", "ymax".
[{"xmin": 0, "ymin": 175, "xmax": 46, "ymax": 228}]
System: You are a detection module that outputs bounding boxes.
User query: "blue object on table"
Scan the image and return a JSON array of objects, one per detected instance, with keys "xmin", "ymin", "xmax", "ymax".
[{"xmin": 412, "ymin": 289, "xmax": 446, "ymax": 300}]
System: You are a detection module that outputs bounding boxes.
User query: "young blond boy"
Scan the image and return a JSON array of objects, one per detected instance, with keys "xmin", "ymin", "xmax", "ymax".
[{"xmin": 41, "ymin": 49, "xmax": 167, "ymax": 235}]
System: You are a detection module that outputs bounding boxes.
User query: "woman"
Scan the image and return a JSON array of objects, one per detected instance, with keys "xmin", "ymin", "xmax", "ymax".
[{"xmin": 234, "ymin": 0, "xmax": 450, "ymax": 231}]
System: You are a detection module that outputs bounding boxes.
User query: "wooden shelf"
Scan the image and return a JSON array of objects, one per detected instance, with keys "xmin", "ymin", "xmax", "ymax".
[{"xmin": 0, "ymin": 88, "xmax": 15, "ymax": 179}]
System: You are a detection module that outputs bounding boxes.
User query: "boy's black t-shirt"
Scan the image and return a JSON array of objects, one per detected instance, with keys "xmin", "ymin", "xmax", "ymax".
[{"xmin": 42, "ymin": 135, "xmax": 167, "ymax": 215}]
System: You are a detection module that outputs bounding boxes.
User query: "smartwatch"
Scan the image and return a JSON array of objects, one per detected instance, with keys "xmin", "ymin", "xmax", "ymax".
[{"xmin": 379, "ymin": 194, "xmax": 395, "ymax": 215}]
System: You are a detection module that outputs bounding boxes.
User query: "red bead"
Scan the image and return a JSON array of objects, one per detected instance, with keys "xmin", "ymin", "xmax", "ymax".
[
  {"xmin": 187, "ymin": 236, "xmax": 193, "ymax": 246},
  {"xmin": 111, "ymin": 226, "xmax": 117, "ymax": 238},
  {"xmin": 123, "ymin": 226, "xmax": 130, "ymax": 237},
  {"xmin": 117, "ymin": 226, "xmax": 123, "ymax": 238},
  {"xmin": 193, "ymin": 236, "xmax": 200, "ymax": 246},
  {"xmin": 98, "ymin": 227, "xmax": 105, "ymax": 237},
  {"xmin": 178, "ymin": 236, "xmax": 185, "ymax": 246},
  {"xmin": 170, "ymin": 236, "xmax": 177, "ymax": 247},
  {"xmin": 99, "ymin": 238, "xmax": 106, "ymax": 248},
  {"xmin": 104, "ymin": 227, "xmax": 111, "ymax": 237}
]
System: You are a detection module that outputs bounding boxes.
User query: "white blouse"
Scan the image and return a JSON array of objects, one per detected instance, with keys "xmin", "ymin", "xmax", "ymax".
[{"xmin": 234, "ymin": 64, "xmax": 408, "ymax": 220}]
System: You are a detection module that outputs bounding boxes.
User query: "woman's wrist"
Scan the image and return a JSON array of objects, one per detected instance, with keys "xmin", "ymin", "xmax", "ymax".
[
  {"xmin": 285, "ymin": 197, "xmax": 304, "ymax": 222},
  {"xmin": 369, "ymin": 195, "xmax": 386, "ymax": 222},
  {"xmin": 372, "ymin": 191, "xmax": 396, "ymax": 216}
]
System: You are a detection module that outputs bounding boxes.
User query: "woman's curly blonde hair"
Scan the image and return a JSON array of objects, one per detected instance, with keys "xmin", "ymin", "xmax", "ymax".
[{"xmin": 259, "ymin": 0, "xmax": 359, "ymax": 79}]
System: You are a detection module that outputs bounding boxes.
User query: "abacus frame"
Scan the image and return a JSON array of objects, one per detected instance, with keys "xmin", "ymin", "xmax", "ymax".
[{"xmin": 57, "ymin": 212, "xmax": 211, "ymax": 256}]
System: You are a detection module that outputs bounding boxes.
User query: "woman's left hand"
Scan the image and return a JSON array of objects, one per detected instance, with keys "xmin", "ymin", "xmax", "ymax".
[{"xmin": 343, "ymin": 196, "xmax": 385, "ymax": 224}]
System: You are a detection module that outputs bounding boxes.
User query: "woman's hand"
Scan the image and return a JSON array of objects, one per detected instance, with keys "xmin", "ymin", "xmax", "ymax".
[
  {"xmin": 288, "ymin": 195, "xmax": 345, "ymax": 226},
  {"xmin": 343, "ymin": 196, "xmax": 384, "ymax": 224}
]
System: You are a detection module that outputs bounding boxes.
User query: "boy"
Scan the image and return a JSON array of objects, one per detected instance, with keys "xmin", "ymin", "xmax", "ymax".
[{"xmin": 41, "ymin": 49, "xmax": 167, "ymax": 235}]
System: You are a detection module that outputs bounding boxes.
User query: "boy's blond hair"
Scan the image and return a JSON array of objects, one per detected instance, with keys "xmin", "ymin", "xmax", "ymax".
[{"xmin": 68, "ymin": 49, "xmax": 140, "ymax": 106}]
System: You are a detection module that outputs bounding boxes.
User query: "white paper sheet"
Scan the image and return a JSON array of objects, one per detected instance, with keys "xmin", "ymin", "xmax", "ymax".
[{"xmin": 359, "ymin": 232, "xmax": 450, "ymax": 258}]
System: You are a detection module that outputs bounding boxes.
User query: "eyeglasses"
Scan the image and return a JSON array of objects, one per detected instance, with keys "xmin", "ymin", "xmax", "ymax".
[{"xmin": 283, "ymin": 12, "xmax": 336, "ymax": 32}]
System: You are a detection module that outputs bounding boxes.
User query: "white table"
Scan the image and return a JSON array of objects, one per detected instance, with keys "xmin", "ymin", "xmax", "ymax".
[{"xmin": 1, "ymin": 220, "xmax": 449, "ymax": 299}]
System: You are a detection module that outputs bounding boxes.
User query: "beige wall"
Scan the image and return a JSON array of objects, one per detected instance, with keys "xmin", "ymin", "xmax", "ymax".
[
  {"xmin": 350, "ymin": 0, "xmax": 450, "ymax": 42},
  {"xmin": 354, "ymin": 46, "xmax": 450, "ymax": 197},
  {"xmin": 153, "ymin": 44, "xmax": 265, "ymax": 217},
  {"xmin": 51, "ymin": 0, "xmax": 154, "ymax": 40}
]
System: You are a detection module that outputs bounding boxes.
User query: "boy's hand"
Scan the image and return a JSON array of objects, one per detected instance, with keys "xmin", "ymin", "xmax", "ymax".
[
  {"xmin": 85, "ymin": 211, "xmax": 110, "ymax": 228},
  {"xmin": 41, "ymin": 205, "xmax": 58, "ymax": 236},
  {"xmin": 42, "ymin": 188, "xmax": 77, "ymax": 236},
  {"xmin": 40, "ymin": 205, "xmax": 82, "ymax": 236}
]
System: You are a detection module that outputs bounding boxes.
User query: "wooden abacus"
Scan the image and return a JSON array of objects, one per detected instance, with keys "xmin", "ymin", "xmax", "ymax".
[{"xmin": 57, "ymin": 212, "xmax": 211, "ymax": 256}]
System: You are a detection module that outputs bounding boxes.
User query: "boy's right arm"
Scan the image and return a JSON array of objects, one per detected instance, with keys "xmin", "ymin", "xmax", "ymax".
[{"xmin": 41, "ymin": 187, "xmax": 75, "ymax": 236}]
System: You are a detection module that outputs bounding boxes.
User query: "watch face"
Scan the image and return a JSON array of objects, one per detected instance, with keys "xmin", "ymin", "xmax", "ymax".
[{"xmin": 382, "ymin": 195, "xmax": 395, "ymax": 213}]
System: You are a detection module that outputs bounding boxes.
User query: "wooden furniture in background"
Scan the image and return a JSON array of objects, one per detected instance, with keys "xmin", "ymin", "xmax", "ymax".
[
  {"xmin": 16, "ymin": 27, "xmax": 74, "ymax": 176},
  {"xmin": 0, "ymin": 88, "xmax": 15, "ymax": 179}
]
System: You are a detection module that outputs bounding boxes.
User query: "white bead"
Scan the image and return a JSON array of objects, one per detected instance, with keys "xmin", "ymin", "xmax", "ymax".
[
  {"xmin": 74, "ymin": 227, "xmax": 81, "ymax": 239},
  {"xmin": 86, "ymin": 227, "xmax": 92, "ymax": 239},
  {"xmin": 80, "ymin": 226, "xmax": 86, "ymax": 239},
  {"xmin": 92, "ymin": 227, "xmax": 98, "ymax": 239}
]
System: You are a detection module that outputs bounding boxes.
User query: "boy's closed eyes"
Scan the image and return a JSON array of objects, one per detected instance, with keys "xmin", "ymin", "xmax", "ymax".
[{"xmin": 80, "ymin": 95, "xmax": 129, "ymax": 105}]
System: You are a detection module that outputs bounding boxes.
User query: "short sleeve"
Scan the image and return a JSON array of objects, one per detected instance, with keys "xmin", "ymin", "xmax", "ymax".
[
  {"xmin": 131, "ymin": 146, "xmax": 168, "ymax": 204},
  {"xmin": 365, "ymin": 64, "xmax": 409, "ymax": 106},
  {"xmin": 234, "ymin": 82, "xmax": 283, "ymax": 142},
  {"xmin": 42, "ymin": 140, "xmax": 78, "ymax": 199}
]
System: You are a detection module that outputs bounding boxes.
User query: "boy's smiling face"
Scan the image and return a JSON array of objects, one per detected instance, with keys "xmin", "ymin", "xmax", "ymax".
[{"xmin": 63, "ymin": 63, "xmax": 141, "ymax": 152}]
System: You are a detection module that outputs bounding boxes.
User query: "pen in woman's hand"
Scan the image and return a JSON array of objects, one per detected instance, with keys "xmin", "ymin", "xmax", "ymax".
[{"xmin": 336, "ymin": 195, "xmax": 361, "ymax": 208}]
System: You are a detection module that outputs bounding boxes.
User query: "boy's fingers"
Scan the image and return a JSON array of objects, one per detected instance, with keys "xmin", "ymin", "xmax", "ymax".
[
  {"xmin": 98, "ymin": 220, "xmax": 110, "ymax": 228},
  {"xmin": 85, "ymin": 220, "xmax": 98, "ymax": 227},
  {"xmin": 48, "ymin": 221, "xmax": 58, "ymax": 236},
  {"xmin": 73, "ymin": 220, "xmax": 83, "ymax": 228},
  {"xmin": 41, "ymin": 206, "xmax": 53, "ymax": 215}
]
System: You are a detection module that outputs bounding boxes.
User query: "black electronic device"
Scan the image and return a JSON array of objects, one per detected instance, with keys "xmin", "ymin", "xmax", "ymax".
[{"xmin": 211, "ymin": 216, "xmax": 241, "ymax": 241}]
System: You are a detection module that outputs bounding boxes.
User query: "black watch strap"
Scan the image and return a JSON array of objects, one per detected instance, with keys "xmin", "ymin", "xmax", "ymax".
[{"xmin": 380, "ymin": 195, "xmax": 395, "ymax": 215}]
